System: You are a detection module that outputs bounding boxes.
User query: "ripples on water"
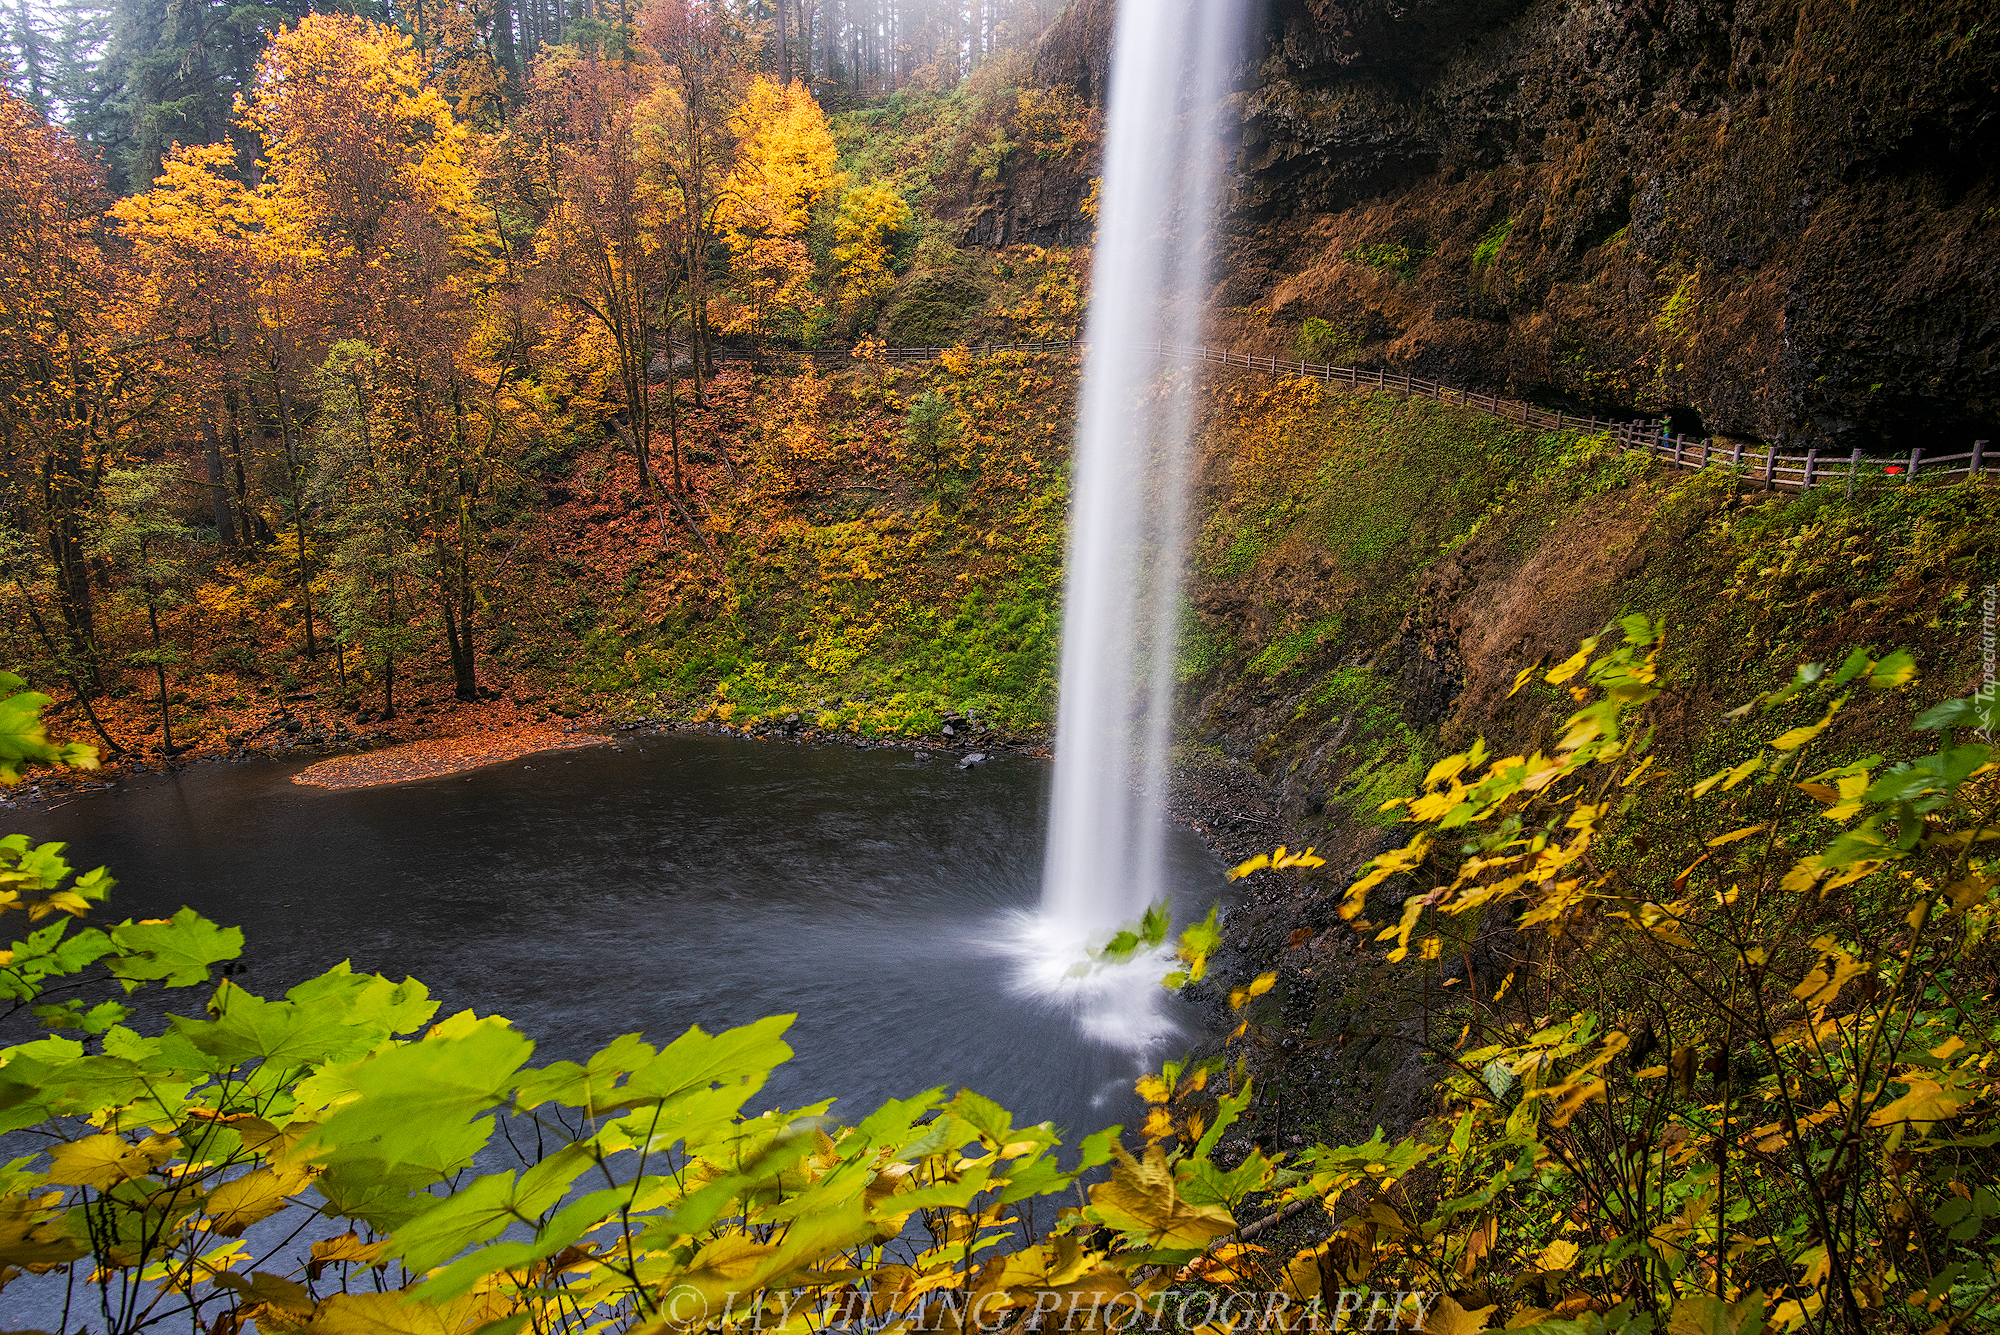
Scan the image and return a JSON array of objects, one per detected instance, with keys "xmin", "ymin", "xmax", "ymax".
[{"xmin": 8, "ymin": 732, "xmax": 1226, "ymax": 1138}]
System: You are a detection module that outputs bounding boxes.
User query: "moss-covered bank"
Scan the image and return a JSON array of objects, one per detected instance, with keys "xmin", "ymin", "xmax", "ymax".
[{"xmin": 1168, "ymin": 368, "xmax": 2000, "ymax": 1148}]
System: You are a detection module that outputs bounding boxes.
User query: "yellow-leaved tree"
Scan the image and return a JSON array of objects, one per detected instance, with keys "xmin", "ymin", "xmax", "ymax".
[
  {"xmin": 830, "ymin": 178, "xmax": 911, "ymax": 332},
  {"xmin": 242, "ymin": 13, "xmax": 480, "ymax": 264},
  {"xmin": 717, "ymin": 74, "xmax": 837, "ymax": 342},
  {"xmin": 243, "ymin": 15, "xmax": 505, "ymax": 702},
  {"xmin": 114, "ymin": 14, "xmax": 493, "ymax": 683}
]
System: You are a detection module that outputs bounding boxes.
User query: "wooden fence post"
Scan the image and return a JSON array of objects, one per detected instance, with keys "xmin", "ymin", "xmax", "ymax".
[
  {"xmin": 1674, "ymin": 434, "xmax": 1685, "ymax": 468},
  {"xmin": 1845, "ymin": 446, "xmax": 1862, "ymax": 498},
  {"xmin": 1803, "ymin": 446, "xmax": 1817, "ymax": 489},
  {"xmin": 1975, "ymin": 439, "xmax": 1989, "ymax": 480},
  {"xmin": 1764, "ymin": 446, "xmax": 1777, "ymax": 493},
  {"xmin": 1908, "ymin": 447, "xmax": 1922, "ymax": 483}
]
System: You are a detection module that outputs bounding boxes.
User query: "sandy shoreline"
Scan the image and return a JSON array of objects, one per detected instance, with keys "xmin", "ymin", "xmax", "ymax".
[{"xmin": 290, "ymin": 725, "xmax": 611, "ymax": 789}]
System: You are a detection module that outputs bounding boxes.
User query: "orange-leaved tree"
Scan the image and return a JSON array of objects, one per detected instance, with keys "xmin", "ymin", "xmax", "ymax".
[
  {"xmin": 0, "ymin": 86, "xmax": 153, "ymax": 699},
  {"xmin": 239, "ymin": 14, "xmax": 508, "ymax": 701},
  {"xmin": 641, "ymin": 0, "xmax": 752, "ymax": 409},
  {"xmin": 512, "ymin": 42, "xmax": 676, "ymax": 492}
]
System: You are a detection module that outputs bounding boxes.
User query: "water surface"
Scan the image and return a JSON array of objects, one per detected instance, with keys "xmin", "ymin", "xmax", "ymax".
[{"xmin": 9, "ymin": 732, "xmax": 1226, "ymax": 1137}]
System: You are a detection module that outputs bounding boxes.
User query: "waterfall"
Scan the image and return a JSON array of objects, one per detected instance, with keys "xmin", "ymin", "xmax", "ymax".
[{"xmin": 1009, "ymin": 0, "xmax": 1245, "ymax": 1049}]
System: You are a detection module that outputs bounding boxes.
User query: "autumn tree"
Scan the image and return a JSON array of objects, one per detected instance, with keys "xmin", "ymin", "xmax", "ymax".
[
  {"xmin": 0, "ymin": 522, "xmax": 121, "ymax": 755},
  {"xmin": 245, "ymin": 15, "xmax": 486, "ymax": 686},
  {"xmin": 514, "ymin": 43, "xmax": 674, "ymax": 491},
  {"xmin": 0, "ymin": 86, "xmax": 158, "ymax": 694},
  {"xmin": 640, "ymin": 0, "xmax": 752, "ymax": 409},
  {"xmin": 716, "ymin": 73, "xmax": 838, "ymax": 343},
  {"xmin": 111, "ymin": 142, "xmax": 265, "ymax": 548},
  {"xmin": 361, "ymin": 281, "xmax": 520, "ymax": 705},
  {"xmin": 830, "ymin": 178, "xmax": 911, "ymax": 331},
  {"xmin": 312, "ymin": 341, "xmax": 423, "ymax": 716},
  {"xmin": 405, "ymin": 0, "xmax": 512, "ymax": 130}
]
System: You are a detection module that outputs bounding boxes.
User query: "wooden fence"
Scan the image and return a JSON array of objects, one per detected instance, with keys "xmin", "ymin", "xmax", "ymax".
[{"xmin": 712, "ymin": 339, "xmax": 1995, "ymax": 491}]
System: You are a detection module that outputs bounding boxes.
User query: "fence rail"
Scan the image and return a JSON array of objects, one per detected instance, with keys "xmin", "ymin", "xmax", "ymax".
[{"xmin": 711, "ymin": 339, "xmax": 1995, "ymax": 492}]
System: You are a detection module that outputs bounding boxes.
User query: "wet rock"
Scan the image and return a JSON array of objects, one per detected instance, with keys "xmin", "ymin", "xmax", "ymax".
[
  {"xmin": 956, "ymin": 752, "xmax": 987, "ymax": 770},
  {"xmin": 1035, "ymin": 0, "xmax": 2000, "ymax": 448}
]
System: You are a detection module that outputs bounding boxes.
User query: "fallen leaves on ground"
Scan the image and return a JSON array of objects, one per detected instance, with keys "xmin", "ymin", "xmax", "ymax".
[{"xmin": 290, "ymin": 725, "xmax": 609, "ymax": 789}]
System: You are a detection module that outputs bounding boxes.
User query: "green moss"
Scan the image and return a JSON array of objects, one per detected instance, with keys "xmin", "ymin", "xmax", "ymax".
[
  {"xmin": 884, "ymin": 272, "xmax": 987, "ymax": 346},
  {"xmin": 1339, "ymin": 743, "xmax": 1428, "ymax": 828},
  {"xmin": 1471, "ymin": 217, "xmax": 1514, "ymax": 268},
  {"xmin": 1304, "ymin": 666, "xmax": 1388, "ymax": 717},
  {"xmin": 1250, "ymin": 614, "xmax": 1343, "ymax": 677},
  {"xmin": 1177, "ymin": 603, "xmax": 1236, "ymax": 683},
  {"xmin": 1343, "ymin": 241, "xmax": 1431, "ymax": 279},
  {"xmin": 600, "ymin": 351, "xmax": 1073, "ymax": 736},
  {"xmin": 1200, "ymin": 390, "xmax": 1587, "ymax": 654},
  {"xmin": 1294, "ymin": 317, "xmax": 1361, "ymax": 364},
  {"xmin": 1292, "ymin": 665, "xmax": 1430, "ymax": 828},
  {"xmin": 1653, "ymin": 267, "xmax": 1701, "ymax": 339}
]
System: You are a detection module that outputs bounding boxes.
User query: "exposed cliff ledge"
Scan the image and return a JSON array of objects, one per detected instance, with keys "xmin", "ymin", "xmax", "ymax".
[{"xmin": 1031, "ymin": 0, "xmax": 2000, "ymax": 452}]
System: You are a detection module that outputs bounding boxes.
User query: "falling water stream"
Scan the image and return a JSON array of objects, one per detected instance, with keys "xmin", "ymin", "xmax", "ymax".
[{"xmin": 1011, "ymin": 0, "xmax": 1247, "ymax": 1047}]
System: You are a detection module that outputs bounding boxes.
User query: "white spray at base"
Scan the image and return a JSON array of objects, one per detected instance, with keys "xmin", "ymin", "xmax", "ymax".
[{"xmin": 1003, "ymin": 0, "xmax": 1246, "ymax": 1052}]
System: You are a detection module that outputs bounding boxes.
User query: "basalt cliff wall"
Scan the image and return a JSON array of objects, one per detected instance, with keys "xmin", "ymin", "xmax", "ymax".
[{"xmin": 1029, "ymin": 0, "xmax": 2000, "ymax": 454}]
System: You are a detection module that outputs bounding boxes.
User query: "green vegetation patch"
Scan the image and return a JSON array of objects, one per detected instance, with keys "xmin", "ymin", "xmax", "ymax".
[{"xmin": 1470, "ymin": 216, "xmax": 1514, "ymax": 268}]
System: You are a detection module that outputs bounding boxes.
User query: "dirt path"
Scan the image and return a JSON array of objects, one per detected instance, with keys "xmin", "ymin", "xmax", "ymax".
[{"xmin": 290, "ymin": 725, "xmax": 610, "ymax": 789}]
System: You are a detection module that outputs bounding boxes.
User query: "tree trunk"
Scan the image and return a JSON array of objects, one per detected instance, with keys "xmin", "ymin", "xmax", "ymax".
[
  {"xmin": 13, "ymin": 578, "xmax": 120, "ymax": 755},
  {"xmin": 224, "ymin": 388, "xmax": 263, "ymax": 544},
  {"xmin": 265, "ymin": 373, "xmax": 319, "ymax": 657},
  {"xmin": 200, "ymin": 409, "xmax": 237, "ymax": 543},
  {"xmin": 494, "ymin": 0, "xmax": 518, "ymax": 74},
  {"xmin": 687, "ymin": 238, "xmax": 707, "ymax": 410},
  {"xmin": 441, "ymin": 589, "xmax": 477, "ymax": 701},
  {"xmin": 145, "ymin": 591, "xmax": 172, "ymax": 754},
  {"xmin": 666, "ymin": 314, "xmax": 685, "ymax": 493},
  {"xmin": 41, "ymin": 441, "xmax": 100, "ymax": 693},
  {"xmin": 381, "ymin": 572, "xmax": 398, "ymax": 719}
]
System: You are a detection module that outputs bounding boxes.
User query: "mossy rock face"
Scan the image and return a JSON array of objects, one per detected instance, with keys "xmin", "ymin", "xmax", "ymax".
[{"xmin": 883, "ymin": 273, "xmax": 987, "ymax": 347}]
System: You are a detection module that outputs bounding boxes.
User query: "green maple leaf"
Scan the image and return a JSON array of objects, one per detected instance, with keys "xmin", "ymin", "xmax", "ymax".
[{"xmin": 107, "ymin": 908, "xmax": 243, "ymax": 989}]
